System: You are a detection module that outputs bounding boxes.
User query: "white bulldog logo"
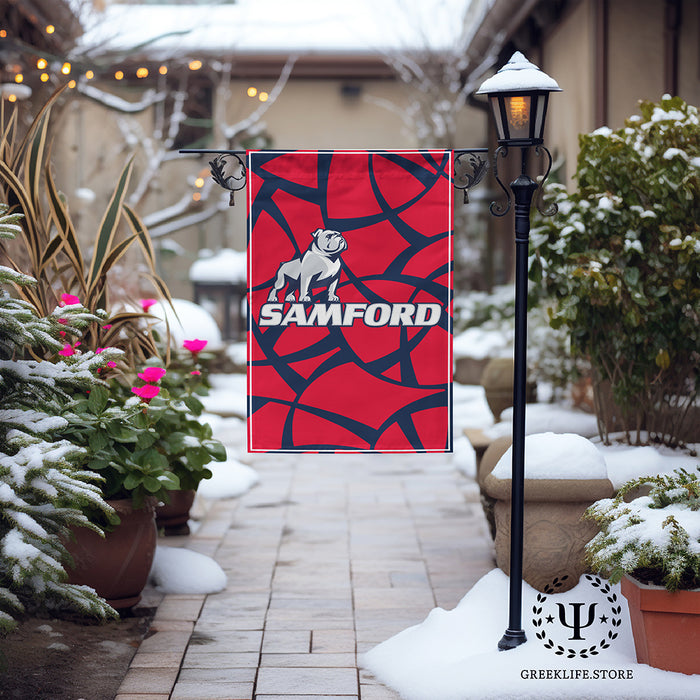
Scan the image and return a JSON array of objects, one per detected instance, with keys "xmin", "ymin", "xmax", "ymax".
[{"xmin": 268, "ymin": 228, "xmax": 348, "ymax": 303}]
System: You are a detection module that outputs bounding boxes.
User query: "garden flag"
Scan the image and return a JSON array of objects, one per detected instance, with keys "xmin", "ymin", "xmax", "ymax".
[{"xmin": 247, "ymin": 150, "xmax": 453, "ymax": 452}]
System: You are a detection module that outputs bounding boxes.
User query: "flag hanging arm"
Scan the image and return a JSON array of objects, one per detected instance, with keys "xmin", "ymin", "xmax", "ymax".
[{"xmin": 178, "ymin": 148, "xmax": 489, "ymax": 206}]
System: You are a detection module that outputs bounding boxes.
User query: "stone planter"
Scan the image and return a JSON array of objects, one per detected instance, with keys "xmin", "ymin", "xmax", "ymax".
[
  {"xmin": 480, "ymin": 357, "xmax": 536, "ymax": 421},
  {"xmin": 64, "ymin": 498, "xmax": 157, "ymax": 609},
  {"xmin": 621, "ymin": 575, "xmax": 700, "ymax": 675},
  {"xmin": 482, "ymin": 466, "xmax": 614, "ymax": 593}
]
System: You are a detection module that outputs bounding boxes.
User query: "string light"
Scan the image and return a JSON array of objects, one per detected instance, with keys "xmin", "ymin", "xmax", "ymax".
[
  {"xmin": 61, "ymin": 62, "xmax": 71, "ymax": 75},
  {"xmin": 247, "ymin": 86, "xmax": 257, "ymax": 97},
  {"xmin": 37, "ymin": 58, "xmax": 48, "ymax": 69},
  {"xmin": 194, "ymin": 177, "xmax": 205, "ymax": 188},
  {"xmin": 259, "ymin": 91, "xmax": 269, "ymax": 102},
  {"xmin": 7, "ymin": 95, "xmax": 17, "ymax": 103},
  {"xmin": 159, "ymin": 65, "xmax": 168, "ymax": 75},
  {"xmin": 85, "ymin": 70, "xmax": 94, "ymax": 80},
  {"xmin": 115, "ymin": 70, "xmax": 124, "ymax": 80},
  {"xmin": 0, "ymin": 31, "xmax": 6, "ymax": 38},
  {"xmin": 192, "ymin": 192, "xmax": 202, "ymax": 202},
  {"xmin": 14, "ymin": 74, "xmax": 23, "ymax": 84},
  {"xmin": 40, "ymin": 73, "xmax": 49, "ymax": 83},
  {"xmin": 136, "ymin": 67, "xmax": 149, "ymax": 78},
  {"xmin": 68, "ymin": 80, "xmax": 76, "ymax": 89},
  {"xmin": 188, "ymin": 60, "xmax": 202, "ymax": 71},
  {"xmin": 45, "ymin": 25, "xmax": 55, "ymax": 34}
]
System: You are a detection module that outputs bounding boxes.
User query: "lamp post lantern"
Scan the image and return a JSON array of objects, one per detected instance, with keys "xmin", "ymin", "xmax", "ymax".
[{"xmin": 476, "ymin": 52, "xmax": 561, "ymax": 651}]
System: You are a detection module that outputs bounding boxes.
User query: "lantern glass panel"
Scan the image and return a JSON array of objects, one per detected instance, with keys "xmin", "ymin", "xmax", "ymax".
[
  {"xmin": 489, "ymin": 95, "xmax": 506, "ymax": 141},
  {"xmin": 533, "ymin": 93, "xmax": 548, "ymax": 141},
  {"xmin": 505, "ymin": 94, "xmax": 532, "ymax": 141}
]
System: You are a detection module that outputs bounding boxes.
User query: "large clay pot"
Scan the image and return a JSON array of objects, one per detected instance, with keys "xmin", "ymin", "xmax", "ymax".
[
  {"xmin": 65, "ymin": 498, "xmax": 157, "ymax": 609},
  {"xmin": 621, "ymin": 575, "xmax": 700, "ymax": 675},
  {"xmin": 155, "ymin": 488, "xmax": 196, "ymax": 536}
]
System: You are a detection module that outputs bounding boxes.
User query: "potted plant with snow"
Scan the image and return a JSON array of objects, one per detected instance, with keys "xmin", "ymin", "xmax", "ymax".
[
  {"xmin": 530, "ymin": 95, "xmax": 699, "ymax": 447},
  {"xmin": 585, "ymin": 465, "xmax": 700, "ymax": 675},
  {"xmin": 127, "ymin": 349, "xmax": 226, "ymax": 535}
]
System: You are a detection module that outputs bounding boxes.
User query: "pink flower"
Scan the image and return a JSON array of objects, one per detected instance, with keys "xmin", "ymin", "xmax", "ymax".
[
  {"xmin": 138, "ymin": 366, "xmax": 166, "ymax": 383},
  {"xmin": 141, "ymin": 298, "xmax": 158, "ymax": 312},
  {"xmin": 132, "ymin": 385, "xmax": 161, "ymax": 402},
  {"xmin": 106, "ymin": 361, "xmax": 117, "ymax": 369},
  {"xmin": 190, "ymin": 370, "xmax": 201, "ymax": 376},
  {"xmin": 96, "ymin": 347, "xmax": 104, "ymax": 354},
  {"xmin": 59, "ymin": 330, "xmax": 66, "ymax": 337},
  {"xmin": 60, "ymin": 293, "xmax": 81, "ymax": 307},
  {"xmin": 183, "ymin": 339, "xmax": 207, "ymax": 354},
  {"xmin": 57, "ymin": 318, "xmax": 67, "ymax": 325},
  {"xmin": 59, "ymin": 343, "xmax": 76, "ymax": 357},
  {"xmin": 103, "ymin": 324, "xmax": 112, "ymax": 330}
]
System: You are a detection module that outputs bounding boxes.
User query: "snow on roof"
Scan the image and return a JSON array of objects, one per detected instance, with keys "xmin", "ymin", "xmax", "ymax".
[
  {"xmin": 74, "ymin": 0, "xmax": 473, "ymax": 60},
  {"xmin": 476, "ymin": 50, "xmax": 562, "ymax": 94}
]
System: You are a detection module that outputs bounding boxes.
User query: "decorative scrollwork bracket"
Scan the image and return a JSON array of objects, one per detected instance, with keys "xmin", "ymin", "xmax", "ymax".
[
  {"xmin": 453, "ymin": 149, "xmax": 489, "ymax": 204},
  {"xmin": 179, "ymin": 149, "xmax": 247, "ymax": 206}
]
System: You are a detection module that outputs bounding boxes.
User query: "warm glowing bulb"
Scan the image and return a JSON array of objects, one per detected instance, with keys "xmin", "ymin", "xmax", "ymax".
[
  {"xmin": 189, "ymin": 60, "xmax": 202, "ymax": 71},
  {"xmin": 247, "ymin": 86, "xmax": 257, "ymax": 97},
  {"xmin": 8, "ymin": 94, "xmax": 17, "ymax": 103},
  {"xmin": 85, "ymin": 70, "xmax": 94, "ymax": 80},
  {"xmin": 507, "ymin": 95, "xmax": 530, "ymax": 128},
  {"xmin": 37, "ymin": 58, "xmax": 48, "ymax": 69},
  {"xmin": 46, "ymin": 25, "xmax": 55, "ymax": 34},
  {"xmin": 258, "ymin": 91, "xmax": 269, "ymax": 102},
  {"xmin": 61, "ymin": 62, "xmax": 71, "ymax": 75},
  {"xmin": 115, "ymin": 70, "xmax": 124, "ymax": 80},
  {"xmin": 0, "ymin": 31, "xmax": 6, "ymax": 38},
  {"xmin": 68, "ymin": 80, "xmax": 76, "ymax": 89},
  {"xmin": 159, "ymin": 65, "xmax": 168, "ymax": 75},
  {"xmin": 194, "ymin": 177, "xmax": 205, "ymax": 188},
  {"xmin": 192, "ymin": 192, "xmax": 202, "ymax": 202},
  {"xmin": 40, "ymin": 73, "xmax": 49, "ymax": 83},
  {"xmin": 14, "ymin": 74, "xmax": 23, "ymax": 84},
  {"xmin": 136, "ymin": 67, "xmax": 148, "ymax": 78}
]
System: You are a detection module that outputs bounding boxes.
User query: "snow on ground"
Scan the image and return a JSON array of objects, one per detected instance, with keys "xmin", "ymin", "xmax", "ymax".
[
  {"xmin": 361, "ymin": 569, "xmax": 699, "ymax": 699},
  {"xmin": 149, "ymin": 546, "xmax": 227, "ymax": 594},
  {"xmin": 201, "ymin": 373, "xmax": 247, "ymax": 418},
  {"xmin": 198, "ymin": 458, "xmax": 259, "ymax": 499}
]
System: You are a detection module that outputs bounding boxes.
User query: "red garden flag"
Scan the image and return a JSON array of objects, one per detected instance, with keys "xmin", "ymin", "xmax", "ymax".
[{"xmin": 247, "ymin": 150, "xmax": 453, "ymax": 452}]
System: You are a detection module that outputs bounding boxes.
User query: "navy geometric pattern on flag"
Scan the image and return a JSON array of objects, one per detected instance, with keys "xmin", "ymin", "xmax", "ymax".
[{"xmin": 247, "ymin": 150, "xmax": 453, "ymax": 452}]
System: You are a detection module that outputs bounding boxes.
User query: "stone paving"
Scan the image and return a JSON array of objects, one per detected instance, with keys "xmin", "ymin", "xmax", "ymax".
[{"xmin": 115, "ymin": 447, "xmax": 494, "ymax": 700}]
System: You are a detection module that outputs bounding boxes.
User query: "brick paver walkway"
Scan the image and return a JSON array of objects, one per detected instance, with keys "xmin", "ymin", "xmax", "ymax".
[{"xmin": 115, "ymin": 444, "xmax": 494, "ymax": 699}]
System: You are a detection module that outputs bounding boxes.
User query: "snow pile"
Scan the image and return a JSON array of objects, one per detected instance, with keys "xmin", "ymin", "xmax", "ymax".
[
  {"xmin": 454, "ymin": 325, "xmax": 512, "ymax": 360},
  {"xmin": 202, "ymin": 373, "xmax": 247, "ymax": 418},
  {"xmin": 189, "ymin": 249, "xmax": 246, "ymax": 284},
  {"xmin": 198, "ymin": 459, "xmax": 259, "ymax": 499},
  {"xmin": 362, "ymin": 569, "xmax": 699, "ymax": 699},
  {"xmin": 149, "ymin": 546, "xmax": 226, "ymax": 594},
  {"xmin": 492, "ymin": 432, "xmax": 607, "ymax": 481},
  {"xmin": 149, "ymin": 298, "xmax": 223, "ymax": 349},
  {"xmin": 599, "ymin": 441, "xmax": 700, "ymax": 490},
  {"xmin": 485, "ymin": 403, "xmax": 599, "ymax": 439}
]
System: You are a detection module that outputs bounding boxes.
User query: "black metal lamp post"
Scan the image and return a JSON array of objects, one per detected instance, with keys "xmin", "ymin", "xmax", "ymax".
[{"xmin": 476, "ymin": 51, "xmax": 561, "ymax": 651}]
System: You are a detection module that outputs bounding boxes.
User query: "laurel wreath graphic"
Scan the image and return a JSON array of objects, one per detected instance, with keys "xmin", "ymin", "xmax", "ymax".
[{"xmin": 531, "ymin": 574, "xmax": 622, "ymax": 659}]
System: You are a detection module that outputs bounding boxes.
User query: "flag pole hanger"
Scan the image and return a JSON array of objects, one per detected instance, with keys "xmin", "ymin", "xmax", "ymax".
[{"xmin": 179, "ymin": 148, "xmax": 489, "ymax": 206}]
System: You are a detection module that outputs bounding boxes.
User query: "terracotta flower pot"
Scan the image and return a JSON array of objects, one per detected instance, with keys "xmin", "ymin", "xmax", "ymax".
[
  {"xmin": 64, "ymin": 498, "xmax": 157, "ymax": 610},
  {"xmin": 621, "ymin": 575, "xmax": 700, "ymax": 675},
  {"xmin": 155, "ymin": 488, "xmax": 196, "ymax": 536}
]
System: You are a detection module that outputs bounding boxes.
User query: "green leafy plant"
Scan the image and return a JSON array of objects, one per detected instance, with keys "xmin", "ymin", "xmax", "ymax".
[
  {"xmin": 0, "ymin": 207, "xmax": 116, "ymax": 634},
  {"xmin": 0, "ymin": 87, "xmax": 171, "ymax": 368},
  {"xmin": 530, "ymin": 96, "xmax": 699, "ymax": 446},
  {"xmin": 585, "ymin": 466, "xmax": 700, "ymax": 591}
]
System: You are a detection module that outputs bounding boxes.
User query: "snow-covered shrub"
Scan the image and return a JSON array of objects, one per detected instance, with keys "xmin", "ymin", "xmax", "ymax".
[
  {"xmin": 530, "ymin": 95, "xmax": 700, "ymax": 446},
  {"xmin": 0, "ymin": 207, "xmax": 116, "ymax": 633},
  {"xmin": 585, "ymin": 465, "xmax": 700, "ymax": 591}
]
